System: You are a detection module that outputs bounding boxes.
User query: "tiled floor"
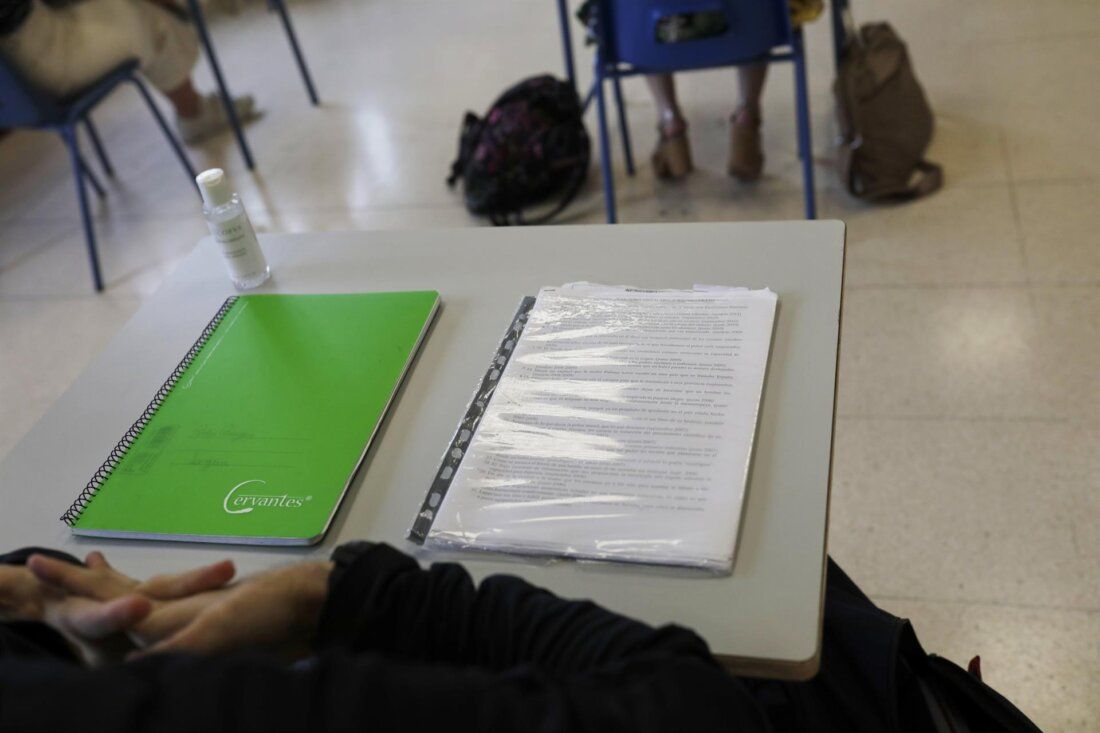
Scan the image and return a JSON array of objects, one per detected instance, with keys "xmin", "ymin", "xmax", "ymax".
[{"xmin": 1, "ymin": 0, "xmax": 1098, "ymax": 728}]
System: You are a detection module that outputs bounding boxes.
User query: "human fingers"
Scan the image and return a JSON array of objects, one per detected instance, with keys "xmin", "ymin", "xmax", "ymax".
[
  {"xmin": 137, "ymin": 560, "xmax": 236, "ymax": 600},
  {"xmin": 0, "ymin": 566, "xmax": 30, "ymax": 604},
  {"xmin": 131, "ymin": 608, "xmax": 234, "ymax": 658},
  {"xmin": 61, "ymin": 595, "xmax": 152, "ymax": 640},
  {"xmin": 0, "ymin": 566, "xmax": 52, "ymax": 620},
  {"xmin": 129, "ymin": 588, "xmax": 230, "ymax": 646},
  {"xmin": 27, "ymin": 554, "xmax": 125, "ymax": 598},
  {"xmin": 82, "ymin": 552, "xmax": 142, "ymax": 593},
  {"xmin": 84, "ymin": 551, "xmax": 110, "ymax": 569}
]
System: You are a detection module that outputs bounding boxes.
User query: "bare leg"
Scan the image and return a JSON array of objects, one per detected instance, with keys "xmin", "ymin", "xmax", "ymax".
[
  {"xmin": 164, "ymin": 79, "xmax": 203, "ymax": 119},
  {"xmin": 735, "ymin": 63, "xmax": 768, "ymax": 123},
  {"xmin": 644, "ymin": 73, "xmax": 692, "ymax": 179},
  {"xmin": 729, "ymin": 63, "xmax": 768, "ymax": 181},
  {"xmin": 645, "ymin": 73, "xmax": 687, "ymax": 136}
]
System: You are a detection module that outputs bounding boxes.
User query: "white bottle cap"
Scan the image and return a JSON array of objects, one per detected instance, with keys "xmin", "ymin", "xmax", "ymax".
[{"xmin": 196, "ymin": 168, "xmax": 233, "ymax": 208}]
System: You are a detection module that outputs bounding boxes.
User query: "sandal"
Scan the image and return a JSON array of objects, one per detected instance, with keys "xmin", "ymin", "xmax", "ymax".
[
  {"xmin": 728, "ymin": 109, "xmax": 764, "ymax": 182},
  {"xmin": 652, "ymin": 128, "xmax": 693, "ymax": 180}
]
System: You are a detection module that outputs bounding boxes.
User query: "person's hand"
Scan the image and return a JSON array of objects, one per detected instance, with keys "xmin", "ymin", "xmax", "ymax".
[
  {"xmin": 2, "ymin": 559, "xmax": 152, "ymax": 634},
  {"xmin": 28, "ymin": 553, "xmax": 332, "ymax": 661},
  {"xmin": 27, "ymin": 551, "xmax": 236, "ymax": 616},
  {"xmin": 23, "ymin": 552, "xmax": 237, "ymax": 661},
  {"xmin": 132, "ymin": 561, "xmax": 333, "ymax": 661},
  {"xmin": 2, "ymin": 560, "xmax": 152, "ymax": 666},
  {"xmin": 0, "ymin": 563, "xmax": 55, "ymax": 622}
]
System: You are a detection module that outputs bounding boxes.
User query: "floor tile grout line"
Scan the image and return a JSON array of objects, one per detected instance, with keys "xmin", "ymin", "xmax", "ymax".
[
  {"xmin": 844, "ymin": 281, "xmax": 1100, "ymax": 291},
  {"xmin": 1069, "ymin": 523, "xmax": 1083, "ymax": 561},
  {"xmin": 0, "ymin": 294, "xmax": 145, "ymax": 305},
  {"xmin": 1, "ymin": 175, "xmax": 1096, "ymax": 230},
  {"xmin": 0, "ymin": 199, "xmax": 472, "ymax": 228},
  {"xmin": 3, "ymin": 175, "xmax": 1096, "ymax": 231},
  {"xmin": 834, "ymin": 414, "xmax": 1084, "ymax": 424},
  {"xmin": 1012, "ymin": 176, "xmax": 1099, "ymax": 188},
  {"xmin": 979, "ymin": 28, "xmax": 1100, "ymax": 47},
  {"xmin": 846, "ymin": 281, "xmax": 1035, "ymax": 290},
  {"xmin": 997, "ymin": 126, "xmax": 1040, "ymax": 316},
  {"xmin": 870, "ymin": 592, "xmax": 1100, "ymax": 616}
]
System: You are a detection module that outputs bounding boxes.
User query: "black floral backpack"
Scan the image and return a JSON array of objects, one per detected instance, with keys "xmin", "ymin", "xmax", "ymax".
[{"xmin": 447, "ymin": 75, "xmax": 590, "ymax": 225}]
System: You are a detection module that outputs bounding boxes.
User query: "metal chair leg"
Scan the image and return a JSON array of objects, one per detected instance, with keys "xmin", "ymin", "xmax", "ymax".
[
  {"xmin": 82, "ymin": 117, "xmax": 114, "ymax": 177},
  {"xmin": 185, "ymin": 0, "xmax": 255, "ymax": 169},
  {"xmin": 611, "ymin": 74, "xmax": 635, "ymax": 176},
  {"xmin": 129, "ymin": 76, "xmax": 200, "ymax": 196},
  {"xmin": 556, "ymin": 0, "xmax": 577, "ymax": 92},
  {"xmin": 593, "ymin": 69, "xmax": 617, "ymax": 224},
  {"xmin": 792, "ymin": 30, "xmax": 816, "ymax": 220},
  {"xmin": 77, "ymin": 150, "xmax": 107, "ymax": 199},
  {"xmin": 61, "ymin": 125, "xmax": 104, "ymax": 292},
  {"xmin": 582, "ymin": 83, "xmax": 596, "ymax": 112},
  {"xmin": 269, "ymin": 0, "xmax": 320, "ymax": 106},
  {"xmin": 71, "ymin": 126, "xmax": 107, "ymax": 197}
]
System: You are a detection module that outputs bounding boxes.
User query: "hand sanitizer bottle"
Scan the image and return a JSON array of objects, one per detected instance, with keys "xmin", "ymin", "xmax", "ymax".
[{"xmin": 196, "ymin": 168, "xmax": 270, "ymax": 290}]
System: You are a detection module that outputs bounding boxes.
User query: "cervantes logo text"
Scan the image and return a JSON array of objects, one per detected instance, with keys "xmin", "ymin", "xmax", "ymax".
[{"xmin": 223, "ymin": 479, "xmax": 312, "ymax": 515}]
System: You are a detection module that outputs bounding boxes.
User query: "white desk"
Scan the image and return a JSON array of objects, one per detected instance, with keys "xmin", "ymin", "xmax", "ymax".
[{"xmin": 0, "ymin": 222, "xmax": 845, "ymax": 679}]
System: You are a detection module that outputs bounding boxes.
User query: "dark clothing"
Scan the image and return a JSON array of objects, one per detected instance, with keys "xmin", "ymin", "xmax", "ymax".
[
  {"xmin": 0, "ymin": 545, "xmax": 1040, "ymax": 732},
  {"xmin": 0, "ymin": 543, "xmax": 769, "ymax": 732},
  {"xmin": 0, "ymin": 0, "xmax": 81, "ymax": 36},
  {"xmin": 0, "ymin": 1, "xmax": 32, "ymax": 36}
]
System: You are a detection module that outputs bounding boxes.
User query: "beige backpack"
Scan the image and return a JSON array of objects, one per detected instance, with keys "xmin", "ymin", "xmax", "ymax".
[{"xmin": 834, "ymin": 21, "xmax": 943, "ymax": 201}]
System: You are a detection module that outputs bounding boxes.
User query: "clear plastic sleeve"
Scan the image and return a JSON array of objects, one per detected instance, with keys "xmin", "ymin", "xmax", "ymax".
[{"xmin": 411, "ymin": 283, "xmax": 778, "ymax": 574}]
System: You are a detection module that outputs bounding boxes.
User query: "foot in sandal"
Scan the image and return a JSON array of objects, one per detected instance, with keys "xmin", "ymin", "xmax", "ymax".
[
  {"xmin": 728, "ymin": 107, "xmax": 764, "ymax": 182},
  {"xmin": 651, "ymin": 117, "xmax": 693, "ymax": 181},
  {"xmin": 176, "ymin": 93, "xmax": 260, "ymax": 146}
]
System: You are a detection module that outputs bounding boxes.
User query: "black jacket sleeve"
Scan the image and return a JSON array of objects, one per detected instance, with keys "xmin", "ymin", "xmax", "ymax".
[
  {"xmin": 317, "ymin": 543, "xmax": 717, "ymax": 673},
  {"xmin": 0, "ymin": 544, "xmax": 769, "ymax": 733}
]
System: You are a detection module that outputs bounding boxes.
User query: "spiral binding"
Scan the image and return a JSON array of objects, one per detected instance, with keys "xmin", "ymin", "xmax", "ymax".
[{"xmin": 60, "ymin": 297, "xmax": 240, "ymax": 526}]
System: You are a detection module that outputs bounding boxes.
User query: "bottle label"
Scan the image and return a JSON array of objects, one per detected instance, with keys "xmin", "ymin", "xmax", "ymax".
[
  {"xmin": 209, "ymin": 212, "xmax": 267, "ymax": 280},
  {"xmin": 215, "ymin": 221, "xmax": 248, "ymax": 255}
]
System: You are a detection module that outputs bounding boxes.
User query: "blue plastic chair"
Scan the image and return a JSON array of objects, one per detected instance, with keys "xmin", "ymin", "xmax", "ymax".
[
  {"xmin": 0, "ymin": 56, "xmax": 198, "ymax": 291},
  {"xmin": 587, "ymin": 0, "xmax": 816, "ymax": 223},
  {"xmin": 183, "ymin": 0, "xmax": 320, "ymax": 171}
]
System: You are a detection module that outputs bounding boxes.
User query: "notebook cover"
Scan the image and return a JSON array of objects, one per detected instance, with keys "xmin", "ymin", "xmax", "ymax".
[{"xmin": 64, "ymin": 291, "xmax": 439, "ymax": 545}]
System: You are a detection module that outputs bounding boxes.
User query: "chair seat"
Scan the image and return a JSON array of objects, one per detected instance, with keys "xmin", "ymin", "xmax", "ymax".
[
  {"xmin": 0, "ymin": 53, "xmax": 195, "ymax": 291},
  {"xmin": 587, "ymin": 0, "xmax": 815, "ymax": 223},
  {"xmin": 606, "ymin": 0, "xmax": 790, "ymax": 73},
  {"xmin": 59, "ymin": 60, "xmax": 140, "ymax": 125}
]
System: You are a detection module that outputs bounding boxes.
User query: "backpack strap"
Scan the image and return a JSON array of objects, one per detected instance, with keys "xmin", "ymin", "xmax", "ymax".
[
  {"xmin": 851, "ymin": 158, "xmax": 944, "ymax": 202},
  {"xmin": 511, "ymin": 160, "xmax": 588, "ymax": 226},
  {"xmin": 895, "ymin": 160, "xmax": 943, "ymax": 200},
  {"xmin": 512, "ymin": 172, "xmax": 585, "ymax": 224},
  {"xmin": 447, "ymin": 112, "xmax": 483, "ymax": 187},
  {"xmin": 916, "ymin": 655, "xmax": 1044, "ymax": 733},
  {"xmin": 486, "ymin": 155, "xmax": 589, "ymax": 227}
]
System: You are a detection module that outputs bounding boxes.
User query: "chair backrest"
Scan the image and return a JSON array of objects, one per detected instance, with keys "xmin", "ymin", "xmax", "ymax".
[
  {"xmin": 600, "ymin": 0, "xmax": 792, "ymax": 72},
  {"xmin": 0, "ymin": 52, "xmax": 61, "ymax": 127}
]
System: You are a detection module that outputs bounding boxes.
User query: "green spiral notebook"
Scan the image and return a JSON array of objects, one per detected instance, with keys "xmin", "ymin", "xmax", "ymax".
[{"xmin": 61, "ymin": 291, "xmax": 440, "ymax": 545}]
